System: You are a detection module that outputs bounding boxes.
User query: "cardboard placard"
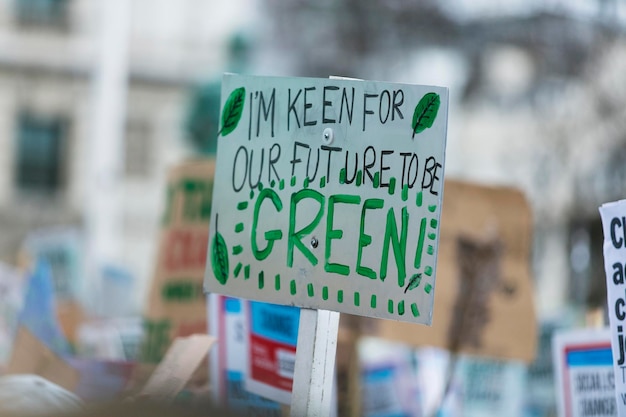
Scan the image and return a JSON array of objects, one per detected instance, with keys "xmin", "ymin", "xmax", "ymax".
[
  {"xmin": 205, "ymin": 74, "xmax": 449, "ymax": 324},
  {"xmin": 364, "ymin": 180, "xmax": 536, "ymax": 362},
  {"xmin": 140, "ymin": 334, "xmax": 216, "ymax": 400},
  {"xmin": 143, "ymin": 160, "xmax": 215, "ymax": 362},
  {"xmin": 599, "ymin": 200, "xmax": 626, "ymax": 414},
  {"xmin": 6, "ymin": 326, "xmax": 79, "ymax": 392},
  {"xmin": 552, "ymin": 328, "xmax": 616, "ymax": 417}
]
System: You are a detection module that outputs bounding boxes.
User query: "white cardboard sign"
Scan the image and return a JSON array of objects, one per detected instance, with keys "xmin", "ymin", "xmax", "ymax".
[
  {"xmin": 552, "ymin": 328, "xmax": 616, "ymax": 417},
  {"xmin": 204, "ymin": 74, "xmax": 448, "ymax": 324},
  {"xmin": 600, "ymin": 200, "xmax": 626, "ymax": 415}
]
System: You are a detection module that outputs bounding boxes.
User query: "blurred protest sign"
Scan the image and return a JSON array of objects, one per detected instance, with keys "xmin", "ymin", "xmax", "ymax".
[
  {"xmin": 552, "ymin": 328, "xmax": 616, "ymax": 417},
  {"xmin": 6, "ymin": 326, "xmax": 79, "ymax": 391},
  {"xmin": 359, "ymin": 338, "xmax": 422, "ymax": 417},
  {"xmin": 362, "ymin": 180, "xmax": 536, "ymax": 362},
  {"xmin": 18, "ymin": 260, "xmax": 72, "ymax": 356},
  {"xmin": 209, "ymin": 294, "xmax": 285, "ymax": 416},
  {"xmin": 599, "ymin": 199, "xmax": 626, "ymax": 415},
  {"xmin": 140, "ymin": 334, "xmax": 215, "ymax": 401},
  {"xmin": 21, "ymin": 228, "xmax": 83, "ymax": 302},
  {"xmin": 245, "ymin": 301, "xmax": 299, "ymax": 404},
  {"xmin": 457, "ymin": 356, "xmax": 527, "ymax": 417},
  {"xmin": 143, "ymin": 160, "xmax": 214, "ymax": 363},
  {"xmin": 0, "ymin": 262, "xmax": 26, "ymax": 365}
]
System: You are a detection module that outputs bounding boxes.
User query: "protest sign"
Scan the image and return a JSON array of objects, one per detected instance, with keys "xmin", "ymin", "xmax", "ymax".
[
  {"xmin": 209, "ymin": 294, "xmax": 285, "ymax": 416},
  {"xmin": 458, "ymin": 357, "xmax": 526, "ymax": 417},
  {"xmin": 552, "ymin": 328, "xmax": 616, "ymax": 417},
  {"xmin": 140, "ymin": 334, "xmax": 215, "ymax": 401},
  {"xmin": 363, "ymin": 180, "xmax": 536, "ymax": 362},
  {"xmin": 205, "ymin": 74, "xmax": 448, "ymax": 324},
  {"xmin": 18, "ymin": 260, "xmax": 72, "ymax": 356},
  {"xmin": 143, "ymin": 160, "xmax": 214, "ymax": 363},
  {"xmin": 359, "ymin": 338, "xmax": 421, "ymax": 417},
  {"xmin": 245, "ymin": 301, "xmax": 299, "ymax": 404},
  {"xmin": 599, "ymin": 200, "xmax": 626, "ymax": 414},
  {"xmin": 22, "ymin": 228, "xmax": 83, "ymax": 302}
]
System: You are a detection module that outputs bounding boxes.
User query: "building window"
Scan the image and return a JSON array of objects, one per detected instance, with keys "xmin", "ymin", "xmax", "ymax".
[
  {"xmin": 15, "ymin": 0, "xmax": 70, "ymax": 29},
  {"xmin": 15, "ymin": 112, "xmax": 66, "ymax": 194},
  {"xmin": 124, "ymin": 120, "xmax": 152, "ymax": 179}
]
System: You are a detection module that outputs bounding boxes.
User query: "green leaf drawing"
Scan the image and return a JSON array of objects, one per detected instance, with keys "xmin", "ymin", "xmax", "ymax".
[
  {"xmin": 211, "ymin": 215, "xmax": 229, "ymax": 285},
  {"xmin": 411, "ymin": 92, "xmax": 440, "ymax": 138},
  {"xmin": 218, "ymin": 87, "xmax": 245, "ymax": 137},
  {"xmin": 404, "ymin": 273, "xmax": 422, "ymax": 294}
]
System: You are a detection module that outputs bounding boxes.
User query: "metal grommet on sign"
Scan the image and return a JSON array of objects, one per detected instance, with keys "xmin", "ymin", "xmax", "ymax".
[
  {"xmin": 310, "ymin": 236, "xmax": 319, "ymax": 248},
  {"xmin": 322, "ymin": 128, "xmax": 334, "ymax": 145}
]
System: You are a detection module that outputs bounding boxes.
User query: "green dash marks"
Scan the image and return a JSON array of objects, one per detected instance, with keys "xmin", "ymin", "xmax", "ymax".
[
  {"xmin": 388, "ymin": 299, "xmax": 394, "ymax": 314},
  {"xmin": 430, "ymin": 219, "xmax": 438, "ymax": 228},
  {"xmin": 279, "ymin": 179, "xmax": 285, "ymax": 190},
  {"xmin": 249, "ymin": 189, "xmax": 254, "ymax": 199},
  {"xmin": 411, "ymin": 303, "xmax": 420, "ymax": 317},
  {"xmin": 424, "ymin": 283, "xmax": 432, "ymax": 294},
  {"xmin": 354, "ymin": 292, "xmax": 360, "ymax": 306},
  {"xmin": 428, "ymin": 204, "xmax": 436, "ymax": 213},
  {"xmin": 414, "ymin": 218, "xmax": 427, "ymax": 269},
  {"xmin": 258, "ymin": 271, "xmax": 264, "ymax": 289},
  {"xmin": 237, "ymin": 201, "xmax": 248, "ymax": 210},
  {"xmin": 338, "ymin": 290, "xmax": 344, "ymax": 303},
  {"xmin": 425, "ymin": 266, "xmax": 433, "ymax": 276},
  {"xmin": 275, "ymin": 274, "xmax": 281, "ymax": 291},
  {"xmin": 427, "ymin": 245, "xmax": 434, "ymax": 255},
  {"xmin": 373, "ymin": 172, "xmax": 380, "ymax": 188},
  {"xmin": 356, "ymin": 170, "xmax": 363, "ymax": 186},
  {"xmin": 290, "ymin": 280, "xmax": 297, "ymax": 295},
  {"xmin": 307, "ymin": 283, "xmax": 314, "ymax": 297},
  {"xmin": 234, "ymin": 262, "xmax": 242, "ymax": 278},
  {"xmin": 428, "ymin": 232, "xmax": 437, "ymax": 240},
  {"xmin": 416, "ymin": 191, "xmax": 423, "ymax": 207},
  {"xmin": 271, "ymin": 180, "xmax": 276, "ymax": 188},
  {"xmin": 388, "ymin": 177, "xmax": 396, "ymax": 195},
  {"xmin": 320, "ymin": 176, "xmax": 326, "ymax": 188},
  {"xmin": 402, "ymin": 185, "xmax": 408, "ymax": 201},
  {"xmin": 323, "ymin": 286, "xmax": 329, "ymax": 300},
  {"xmin": 339, "ymin": 168, "xmax": 346, "ymax": 184},
  {"xmin": 291, "ymin": 176, "xmax": 296, "ymax": 187},
  {"xmin": 233, "ymin": 245, "xmax": 243, "ymax": 255},
  {"xmin": 303, "ymin": 177, "xmax": 309, "ymax": 188},
  {"xmin": 244, "ymin": 265, "xmax": 250, "ymax": 280},
  {"xmin": 235, "ymin": 223, "xmax": 244, "ymax": 233},
  {"xmin": 370, "ymin": 294, "xmax": 377, "ymax": 308},
  {"xmin": 398, "ymin": 301, "xmax": 405, "ymax": 316}
]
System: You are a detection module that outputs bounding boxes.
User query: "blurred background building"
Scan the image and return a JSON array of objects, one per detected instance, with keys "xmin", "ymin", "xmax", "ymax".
[
  {"xmin": 0, "ymin": 0, "xmax": 255, "ymax": 312},
  {"xmin": 0, "ymin": 0, "xmax": 624, "ymax": 324}
]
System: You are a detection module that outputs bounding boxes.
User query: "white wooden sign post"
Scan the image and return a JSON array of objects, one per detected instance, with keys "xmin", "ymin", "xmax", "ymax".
[{"xmin": 204, "ymin": 74, "xmax": 449, "ymax": 416}]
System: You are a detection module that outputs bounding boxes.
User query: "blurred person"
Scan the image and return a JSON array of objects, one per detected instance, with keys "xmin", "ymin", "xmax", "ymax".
[{"xmin": 0, "ymin": 374, "xmax": 83, "ymax": 416}]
